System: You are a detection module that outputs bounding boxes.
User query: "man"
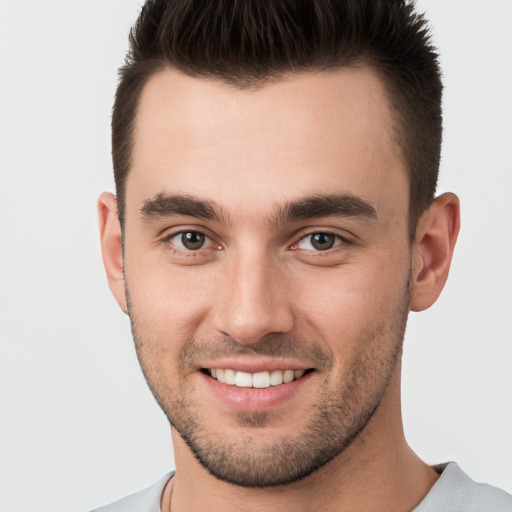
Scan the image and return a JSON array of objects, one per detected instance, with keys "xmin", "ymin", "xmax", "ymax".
[{"xmin": 94, "ymin": 0, "xmax": 512, "ymax": 510}]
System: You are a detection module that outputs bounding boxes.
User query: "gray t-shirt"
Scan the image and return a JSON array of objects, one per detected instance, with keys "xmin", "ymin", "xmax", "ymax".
[{"xmin": 90, "ymin": 462, "xmax": 512, "ymax": 511}]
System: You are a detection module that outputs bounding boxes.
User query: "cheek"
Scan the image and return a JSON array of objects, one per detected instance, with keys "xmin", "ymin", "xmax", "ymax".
[
  {"xmin": 124, "ymin": 253, "xmax": 214, "ymax": 345},
  {"xmin": 125, "ymin": 264, "xmax": 214, "ymax": 394},
  {"xmin": 293, "ymin": 252, "xmax": 410, "ymax": 347}
]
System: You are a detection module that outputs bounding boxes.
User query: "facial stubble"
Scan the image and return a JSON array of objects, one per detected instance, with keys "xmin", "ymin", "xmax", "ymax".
[{"xmin": 127, "ymin": 275, "xmax": 410, "ymax": 488}]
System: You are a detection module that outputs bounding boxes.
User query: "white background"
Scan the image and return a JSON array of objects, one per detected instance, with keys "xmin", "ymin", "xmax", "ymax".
[{"xmin": 0, "ymin": 1, "xmax": 511, "ymax": 510}]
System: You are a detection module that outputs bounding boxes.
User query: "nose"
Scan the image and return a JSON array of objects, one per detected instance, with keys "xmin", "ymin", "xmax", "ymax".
[{"xmin": 212, "ymin": 250, "xmax": 294, "ymax": 344}]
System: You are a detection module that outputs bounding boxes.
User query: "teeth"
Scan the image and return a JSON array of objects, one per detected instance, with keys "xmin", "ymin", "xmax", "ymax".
[
  {"xmin": 225, "ymin": 369, "xmax": 236, "ymax": 385},
  {"xmin": 283, "ymin": 369, "xmax": 294, "ymax": 383},
  {"xmin": 252, "ymin": 371, "xmax": 271, "ymax": 388},
  {"xmin": 235, "ymin": 371, "xmax": 253, "ymax": 387},
  {"xmin": 208, "ymin": 368, "xmax": 308, "ymax": 388},
  {"xmin": 270, "ymin": 369, "xmax": 284, "ymax": 386}
]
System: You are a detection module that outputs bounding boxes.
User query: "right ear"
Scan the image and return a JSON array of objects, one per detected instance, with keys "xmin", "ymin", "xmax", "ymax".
[{"xmin": 98, "ymin": 192, "xmax": 128, "ymax": 313}]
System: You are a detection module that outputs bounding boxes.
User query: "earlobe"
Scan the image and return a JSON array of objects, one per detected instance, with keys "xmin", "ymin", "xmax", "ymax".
[
  {"xmin": 98, "ymin": 192, "xmax": 128, "ymax": 313},
  {"xmin": 409, "ymin": 193, "xmax": 460, "ymax": 312}
]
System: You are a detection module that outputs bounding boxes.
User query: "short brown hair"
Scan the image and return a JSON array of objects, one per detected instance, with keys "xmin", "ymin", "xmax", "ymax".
[{"xmin": 112, "ymin": 0, "xmax": 442, "ymax": 239}]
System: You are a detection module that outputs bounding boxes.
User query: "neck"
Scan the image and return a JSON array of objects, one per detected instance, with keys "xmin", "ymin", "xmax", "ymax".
[{"xmin": 165, "ymin": 371, "xmax": 438, "ymax": 512}]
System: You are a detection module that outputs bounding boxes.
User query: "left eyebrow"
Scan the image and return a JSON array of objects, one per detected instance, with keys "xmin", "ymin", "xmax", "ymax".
[
  {"xmin": 271, "ymin": 194, "xmax": 377, "ymax": 226},
  {"xmin": 140, "ymin": 193, "xmax": 230, "ymax": 224}
]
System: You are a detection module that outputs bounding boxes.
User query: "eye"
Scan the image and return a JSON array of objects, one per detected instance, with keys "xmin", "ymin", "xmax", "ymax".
[
  {"xmin": 296, "ymin": 232, "xmax": 344, "ymax": 251},
  {"xmin": 168, "ymin": 230, "xmax": 213, "ymax": 251}
]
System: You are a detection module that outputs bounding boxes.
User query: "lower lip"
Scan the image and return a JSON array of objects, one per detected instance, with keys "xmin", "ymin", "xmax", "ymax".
[{"xmin": 200, "ymin": 371, "xmax": 313, "ymax": 412}]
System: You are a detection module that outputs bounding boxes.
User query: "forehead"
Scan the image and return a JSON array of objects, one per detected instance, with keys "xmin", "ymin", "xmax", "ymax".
[{"xmin": 127, "ymin": 67, "xmax": 407, "ymax": 223}]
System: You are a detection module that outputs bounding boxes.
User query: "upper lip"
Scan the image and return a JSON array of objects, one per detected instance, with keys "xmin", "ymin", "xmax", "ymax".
[{"xmin": 199, "ymin": 357, "xmax": 313, "ymax": 373}]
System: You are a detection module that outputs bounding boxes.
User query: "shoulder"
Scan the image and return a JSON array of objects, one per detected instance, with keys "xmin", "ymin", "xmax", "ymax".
[
  {"xmin": 415, "ymin": 462, "xmax": 512, "ymax": 512},
  {"xmin": 89, "ymin": 472, "xmax": 174, "ymax": 512}
]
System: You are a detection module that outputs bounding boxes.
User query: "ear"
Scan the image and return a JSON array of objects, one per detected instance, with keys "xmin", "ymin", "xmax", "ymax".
[
  {"xmin": 98, "ymin": 192, "xmax": 128, "ymax": 313},
  {"xmin": 409, "ymin": 193, "xmax": 460, "ymax": 312}
]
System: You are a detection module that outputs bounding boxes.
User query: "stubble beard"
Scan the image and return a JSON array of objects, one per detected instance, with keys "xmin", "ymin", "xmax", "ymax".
[{"xmin": 128, "ymin": 277, "xmax": 410, "ymax": 488}]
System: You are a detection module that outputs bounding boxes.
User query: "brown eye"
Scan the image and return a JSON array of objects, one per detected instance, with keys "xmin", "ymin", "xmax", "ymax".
[
  {"xmin": 311, "ymin": 233, "xmax": 335, "ymax": 250},
  {"xmin": 180, "ymin": 231, "xmax": 206, "ymax": 250},
  {"xmin": 297, "ymin": 232, "xmax": 343, "ymax": 251},
  {"xmin": 168, "ymin": 230, "xmax": 212, "ymax": 251}
]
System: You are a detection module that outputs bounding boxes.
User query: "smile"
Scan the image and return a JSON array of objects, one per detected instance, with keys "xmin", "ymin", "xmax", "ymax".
[{"xmin": 206, "ymin": 368, "xmax": 308, "ymax": 388}]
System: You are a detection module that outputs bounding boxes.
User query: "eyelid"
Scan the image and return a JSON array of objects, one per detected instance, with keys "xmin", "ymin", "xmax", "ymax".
[
  {"xmin": 161, "ymin": 224, "xmax": 216, "ymax": 240},
  {"xmin": 290, "ymin": 226, "xmax": 352, "ymax": 246}
]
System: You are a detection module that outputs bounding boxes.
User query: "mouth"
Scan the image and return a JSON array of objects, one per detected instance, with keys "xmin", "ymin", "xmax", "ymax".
[{"xmin": 202, "ymin": 368, "xmax": 313, "ymax": 388}]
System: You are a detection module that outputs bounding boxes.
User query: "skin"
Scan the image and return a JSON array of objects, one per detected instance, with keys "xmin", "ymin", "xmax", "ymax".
[{"xmin": 99, "ymin": 67, "xmax": 460, "ymax": 511}]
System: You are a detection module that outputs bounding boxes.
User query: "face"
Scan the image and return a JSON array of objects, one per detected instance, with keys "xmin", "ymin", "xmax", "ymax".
[{"xmin": 122, "ymin": 67, "xmax": 413, "ymax": 486}]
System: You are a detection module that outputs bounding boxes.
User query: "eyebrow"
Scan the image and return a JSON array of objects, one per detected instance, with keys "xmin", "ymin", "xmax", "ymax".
[
  {"xmin": 271, "ymin": 193, "xmax": 377, "ymax": 226},
  {"xmin": 140, "ymin": 192, "xmax": 377, "ymax": 226},
  {"xmin": 140, "ymin": 193, "xmax": 229, "ymax": 224}
]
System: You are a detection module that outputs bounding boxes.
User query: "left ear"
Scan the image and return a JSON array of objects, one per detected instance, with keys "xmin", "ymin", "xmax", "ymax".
[{"xmin": 409, "ymin": 193, "xmax": 460, "ymax": 312}]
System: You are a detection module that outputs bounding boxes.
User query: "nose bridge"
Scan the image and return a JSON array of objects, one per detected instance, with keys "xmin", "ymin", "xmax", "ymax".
[{"xmin": 213, "ymin": 244, "xmax": 293, "ymax": 344}]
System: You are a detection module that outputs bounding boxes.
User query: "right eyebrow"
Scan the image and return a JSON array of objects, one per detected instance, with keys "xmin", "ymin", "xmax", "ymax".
[
  {"xmin": 140, "ymin": 193, "xmax": 230, "ymax": 224},
  {"xmin": 271, "ymin": 193, "xmax": 378, "ymax": 226}
]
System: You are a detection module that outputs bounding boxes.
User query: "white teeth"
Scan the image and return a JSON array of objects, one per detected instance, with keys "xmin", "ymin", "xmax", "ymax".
[
  {"xmin": 208, "ymin": 368, "xmax": 307, "ymax": 388},
  {"xmin": 235, "ymin": 371, "xmax": 253, "ymax": 388},
  {"xmin": 225, "ymin": 369, "xmax": 236, "ymax": 385},
  {"xmin": 252, "ymin": 371, "xmax": 271, "ymax": 388},
  {"xmin": 216, "ymin": 369, "xmax": 226, "ymax": 383},
  {"xmin": 270, "ymin": 370, "xmax": 284, "ymax": 386}
]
